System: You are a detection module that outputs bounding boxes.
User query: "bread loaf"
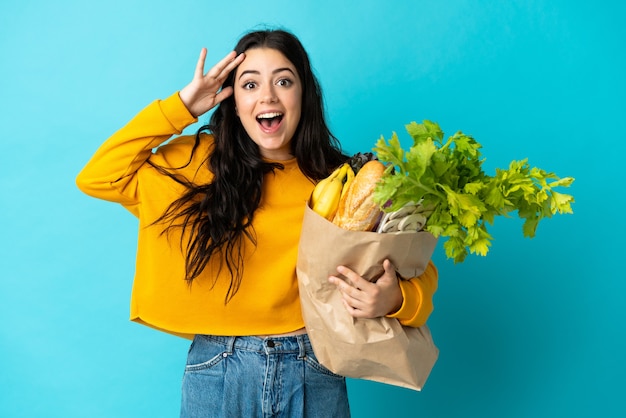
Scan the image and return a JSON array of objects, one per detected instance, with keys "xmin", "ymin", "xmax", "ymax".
[{"xmin": 332, "ymin": 160, "xmax": 385, "ymax": 231}]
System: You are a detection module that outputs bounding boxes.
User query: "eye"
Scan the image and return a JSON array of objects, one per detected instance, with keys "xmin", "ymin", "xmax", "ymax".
[
  {"xmin": 276, "ymin": 78, "xmax": 293, "ymax": 87},
  {"xmin": 242, "ymin": 81, "xmax": 257, "ymax": 90}
]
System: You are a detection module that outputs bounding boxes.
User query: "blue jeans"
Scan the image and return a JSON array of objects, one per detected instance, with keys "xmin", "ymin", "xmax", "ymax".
[{"xmin": 180, "ymin": 334, "xmax": 350, "ymax": 418}]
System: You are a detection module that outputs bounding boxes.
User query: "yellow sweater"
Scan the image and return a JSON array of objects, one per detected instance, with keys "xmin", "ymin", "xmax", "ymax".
[{"xmin": 76, "ymin": 92, "xmax": 437, "ymax": 339}]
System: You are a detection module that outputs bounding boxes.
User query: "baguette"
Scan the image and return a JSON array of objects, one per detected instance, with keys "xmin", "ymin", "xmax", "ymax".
[{"xmin": 332, "ymin": 160, "xmax": 385, "ymax": 231}]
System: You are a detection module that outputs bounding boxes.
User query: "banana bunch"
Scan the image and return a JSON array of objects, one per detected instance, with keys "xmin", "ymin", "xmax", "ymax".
[{"xmin": 311, "ymin": 163, "xmax": 355, "ymax": 220}]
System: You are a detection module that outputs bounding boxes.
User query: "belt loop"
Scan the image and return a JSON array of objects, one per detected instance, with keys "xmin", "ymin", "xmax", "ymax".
[
  {"xmin": 297, "ymin": 334, "xmax": 307, "ymax": 359},
  {"xmin": 225, "ymin": 336, "xmax": 236, "ymax": 355}
]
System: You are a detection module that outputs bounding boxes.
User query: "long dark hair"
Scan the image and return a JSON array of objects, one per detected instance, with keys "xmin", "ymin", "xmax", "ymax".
[{"xmin": 153, "ymin": 29, "xmax": 346, "ymax": 302}]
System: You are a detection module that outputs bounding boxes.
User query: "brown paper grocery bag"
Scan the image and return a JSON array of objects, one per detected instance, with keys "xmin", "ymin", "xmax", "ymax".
[{"xmin": 296, "ymin": 204, "xmax": 440, "ymax": 391}]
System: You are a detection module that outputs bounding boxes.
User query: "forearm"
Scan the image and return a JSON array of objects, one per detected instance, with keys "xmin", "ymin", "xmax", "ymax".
[{"xmin": 76, "ymin": 92, "xmax": 197, "ymax": 204}]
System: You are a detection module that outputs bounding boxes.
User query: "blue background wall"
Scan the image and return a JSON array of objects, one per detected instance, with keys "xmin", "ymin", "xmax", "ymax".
[{"xmin": 1, "ymin": 1, "xmax": 624, "ymax": 417}]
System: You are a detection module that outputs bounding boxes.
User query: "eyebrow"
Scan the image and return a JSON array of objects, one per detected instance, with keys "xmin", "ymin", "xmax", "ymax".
[{"xmin": 238, "ymin": 67, "xmax": 296, "ymax": 80}]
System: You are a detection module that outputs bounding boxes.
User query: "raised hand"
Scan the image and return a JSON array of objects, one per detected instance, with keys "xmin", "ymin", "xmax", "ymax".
[
  {"xmin": 179, "ymin": 48, "xmax": 245, "ymax": 118},
  {"xmin": 328, "ymin": 259, "xmax": 403, "ymax": 318}
]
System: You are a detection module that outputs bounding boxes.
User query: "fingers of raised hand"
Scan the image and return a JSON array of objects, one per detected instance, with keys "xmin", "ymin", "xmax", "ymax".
[
  {"xmin": 193, "ymin": 48, "xmax": 209, "ymax": 78},
  {"xmin": 204, "ymin": 50, "xmax": 245, "ymax": 86}
]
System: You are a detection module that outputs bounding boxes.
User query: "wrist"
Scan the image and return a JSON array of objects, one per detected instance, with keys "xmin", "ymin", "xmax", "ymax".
[
  {"xmin": 178, "ymin": 88, "xmax": 198, "ymax": 117},
  {"xmin": 390, "ymin": 276, "xmax": 403, "ymax": 313}
]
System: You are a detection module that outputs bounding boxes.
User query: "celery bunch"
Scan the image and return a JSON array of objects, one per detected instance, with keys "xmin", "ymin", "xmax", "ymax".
[{"xmin": 373, "ymin": 121, "xmax": 575, "ymax": 263}]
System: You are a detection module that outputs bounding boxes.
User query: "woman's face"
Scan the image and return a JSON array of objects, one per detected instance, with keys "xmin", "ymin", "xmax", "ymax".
[{"xmin": 234, "ymin": 47, "xmax": 302, "ymax": 161}]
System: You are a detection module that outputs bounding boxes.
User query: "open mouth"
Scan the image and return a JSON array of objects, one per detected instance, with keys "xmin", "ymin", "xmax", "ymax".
[{"xmin": 256, "ymin": 112, "xmax": 284, "ymax": 131}]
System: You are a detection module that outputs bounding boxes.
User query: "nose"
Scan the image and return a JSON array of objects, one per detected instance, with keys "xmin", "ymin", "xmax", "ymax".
[{"xmin": 260, "ymin": 83, "xmax": 278, "ymax": 103}]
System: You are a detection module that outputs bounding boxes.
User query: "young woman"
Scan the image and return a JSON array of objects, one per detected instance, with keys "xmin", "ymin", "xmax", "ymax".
[{"xmin": 77, "ymin": 29, "xmax": 438, "ymax": 418}]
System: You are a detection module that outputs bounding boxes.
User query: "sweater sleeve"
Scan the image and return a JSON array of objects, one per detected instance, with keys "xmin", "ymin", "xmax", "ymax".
[
  {"xmin": 75, "ymin": 92, "xmax": 197, "ymax": 209},
  {"xmin": 386, "ymin": 260, "xmax": 438, "ymax": 328}
]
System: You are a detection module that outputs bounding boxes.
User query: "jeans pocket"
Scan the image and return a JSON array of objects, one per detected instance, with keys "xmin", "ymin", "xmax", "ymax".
[
  {"xmin": 304, "ymin": 350, "xmax": 345, "ymax": 379},
  {"xmin": 185, "ymin": 336, "xmax": 229, "ymax": 372}
]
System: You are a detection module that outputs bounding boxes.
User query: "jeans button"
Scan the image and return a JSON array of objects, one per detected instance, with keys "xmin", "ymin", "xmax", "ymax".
[{"xmin": 267, "ymin": 339, "xmax": 275, "ymax": 348}]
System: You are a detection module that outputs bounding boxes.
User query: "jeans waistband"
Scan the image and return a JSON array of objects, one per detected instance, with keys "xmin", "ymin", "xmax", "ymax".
[{"xmin": 201, "ymin": 334, "xmax": 312, "ymax": 356}]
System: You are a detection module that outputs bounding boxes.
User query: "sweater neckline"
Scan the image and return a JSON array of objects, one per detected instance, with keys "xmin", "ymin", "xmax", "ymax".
[{"xmin": 264, "ymin": 157, "xmax": 298, "ymax": 167}]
